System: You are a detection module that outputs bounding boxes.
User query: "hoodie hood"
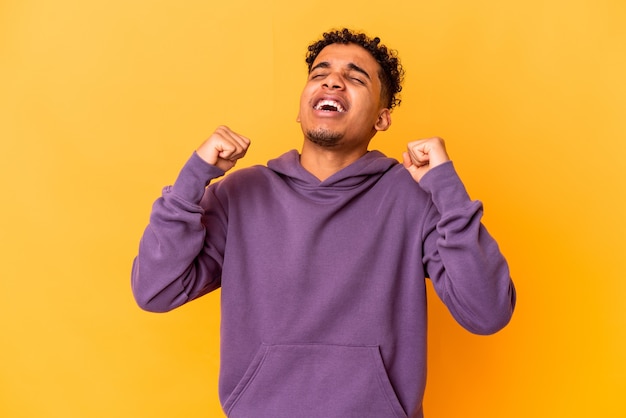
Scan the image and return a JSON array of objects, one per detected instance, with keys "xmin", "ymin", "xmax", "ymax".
[{"xmin": 267, "ymin": 150, "xmax": 398, "ymax": 191}]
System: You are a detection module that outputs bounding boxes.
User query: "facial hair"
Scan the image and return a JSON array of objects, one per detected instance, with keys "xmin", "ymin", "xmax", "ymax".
[{"xmin": 305, "ymin": 127, "xmax": 343, "ymax": 148}]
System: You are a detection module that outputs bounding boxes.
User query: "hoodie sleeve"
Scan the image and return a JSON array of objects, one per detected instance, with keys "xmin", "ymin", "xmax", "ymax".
[
  {"xmin": 131, "ymin": 152, "xmax": 227, "ymax": 313},
  {"xmin": 418, "ymin": 161, "xmax": 516, "ymax": 335}
]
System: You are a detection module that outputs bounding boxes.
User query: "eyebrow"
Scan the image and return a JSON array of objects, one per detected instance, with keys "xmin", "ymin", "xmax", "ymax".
[{"xmin": 310, "ymin": 61, "xmax": 372, "ymax": 80}]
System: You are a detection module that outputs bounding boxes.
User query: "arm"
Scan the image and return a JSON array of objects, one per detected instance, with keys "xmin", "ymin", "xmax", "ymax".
[
  {"xmin": 403, "ymin": 138, "xmax": 516, "ymax": 334},
  {"xmin": 131, "ymin": 126, "xmax": 250, "ymax": 312}
]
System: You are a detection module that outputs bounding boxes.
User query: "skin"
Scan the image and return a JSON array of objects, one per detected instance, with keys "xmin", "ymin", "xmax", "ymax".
[
  {"xmin": 196, "ymin": 42, "xmax": 450, "ymax": 183},
  {"xmin": 296, "ymin": 43, "xmax": 391, "ymax": 180}
]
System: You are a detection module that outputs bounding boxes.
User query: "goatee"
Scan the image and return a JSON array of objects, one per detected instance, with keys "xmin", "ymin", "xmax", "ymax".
[{"xmin": 305, "ymin": 128, "xmax": 342, "ymax": 148}]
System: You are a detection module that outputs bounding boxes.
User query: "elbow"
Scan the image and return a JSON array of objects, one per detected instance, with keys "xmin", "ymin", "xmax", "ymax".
[
  {"xmin": 464, "ymin": 308, "xmax": 514, "ymax": 335},
  {"xmin": 130, "ymin": 259, "xmax": 182, "ymax": 313},
  {"xmin": 457, "ymin": 282, "xmax": 517, "ymax": 336},
  {"xmin": 131, "ymin": 276, "xmax": 186, "ymax": 313},
  {"xmin": 130, "ymin": 252, "xmax": 221, "ymax": 312},
  {"xmin": 132, "ymin": 290, "xmax": 176, "ymax": 313}
]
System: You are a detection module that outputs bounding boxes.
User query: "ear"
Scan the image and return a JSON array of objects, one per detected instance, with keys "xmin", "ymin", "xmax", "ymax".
[
  {"xmin": 296, "ymin": 109, "xmax": 301, "ymax": 123},
  {"xmin": 374, "ymin": 108, "xmax": 391, "ymax": 132}
]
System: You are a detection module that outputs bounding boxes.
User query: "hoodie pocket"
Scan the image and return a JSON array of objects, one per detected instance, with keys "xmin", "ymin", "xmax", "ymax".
[{"xmin": 223, "ymin": 343, "xmax": 407, "ymax": 418}]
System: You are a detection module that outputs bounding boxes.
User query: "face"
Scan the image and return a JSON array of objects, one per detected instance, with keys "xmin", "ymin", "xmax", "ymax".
[{"xmin": 297, "ymin": 43, "xmax": 391, "ymax": 150}]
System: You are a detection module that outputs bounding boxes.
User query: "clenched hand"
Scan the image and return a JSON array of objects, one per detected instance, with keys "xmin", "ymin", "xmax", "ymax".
[
  {"xmin": 402, "ymin": 137, "xmax": 450, "ymax": 183},
  {"xmin": 196, "ymin": 126, "xmax": 251, "ymax": 172}
]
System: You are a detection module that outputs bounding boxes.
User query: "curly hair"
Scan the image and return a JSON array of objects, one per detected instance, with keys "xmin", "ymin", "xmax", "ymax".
[{"xmin": 305, "ymin": 28, "xmax": 404, "ymax": 110}]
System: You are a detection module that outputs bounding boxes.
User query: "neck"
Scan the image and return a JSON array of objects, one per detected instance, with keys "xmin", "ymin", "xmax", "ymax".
[{"xmin": 300, "ymin": 140, "xmax": 369, "ymax": 181}]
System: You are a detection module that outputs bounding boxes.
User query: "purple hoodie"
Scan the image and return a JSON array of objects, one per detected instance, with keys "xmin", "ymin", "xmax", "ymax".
[{"xmin": 132, "ymin": 150, "xmax": 515, "ymax": 418}]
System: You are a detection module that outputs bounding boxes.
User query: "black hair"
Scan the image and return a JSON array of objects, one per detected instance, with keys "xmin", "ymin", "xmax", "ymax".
[{"xmin": 305, "ymin": 28, "xmax": 405, "ymax": 110}]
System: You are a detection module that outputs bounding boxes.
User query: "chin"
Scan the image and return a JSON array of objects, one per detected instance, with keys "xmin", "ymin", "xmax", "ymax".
[{"xmin": 305, "ymin": 128, "xmax": 343, "ymax": 148}]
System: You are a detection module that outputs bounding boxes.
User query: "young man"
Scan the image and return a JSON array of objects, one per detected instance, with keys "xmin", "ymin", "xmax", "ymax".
[{"xmin": 132, "ymin": 28, "xmax": 516, "ymax": 418}]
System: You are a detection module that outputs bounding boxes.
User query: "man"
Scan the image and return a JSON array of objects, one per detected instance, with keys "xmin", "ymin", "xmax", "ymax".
[{"xmin": 132, "ymin": 28, "xmax": 516, "ymax": 418}]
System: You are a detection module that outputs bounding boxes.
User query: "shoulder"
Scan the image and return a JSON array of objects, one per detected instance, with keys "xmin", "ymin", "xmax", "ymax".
[
  {"xmin": 209, "ymin": 164, "xmax": 277, "ymax": 195},
  {"xmin": 225, "ymin": 164, "xmax": 273, "ymax": 181},
  {"xmin": 381, "ymin": 163, "xmax": 425, "ymax": 192},
  {"xmin": 362, "ymin": 162, "xmax": 433, "ymax": 214}
]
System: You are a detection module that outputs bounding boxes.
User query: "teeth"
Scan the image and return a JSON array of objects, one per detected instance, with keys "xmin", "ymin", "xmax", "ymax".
[{"xmin": 314, "ymin": 99, "xmax": 345, "ymax": 112}]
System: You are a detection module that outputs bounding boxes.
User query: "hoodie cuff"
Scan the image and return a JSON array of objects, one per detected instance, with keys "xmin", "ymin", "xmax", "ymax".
[
  {"xmin": 419, "ymin": 161, "xmax": 473, "ymax": 213},
  {"xmin": 169, "ymin": 152, "xmax": 225, "ymax": 204}
]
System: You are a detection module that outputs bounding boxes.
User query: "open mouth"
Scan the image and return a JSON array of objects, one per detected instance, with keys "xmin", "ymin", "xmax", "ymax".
[{"xmin": 313, "ymin": 99, "xmax": 346, "ymax": 113}]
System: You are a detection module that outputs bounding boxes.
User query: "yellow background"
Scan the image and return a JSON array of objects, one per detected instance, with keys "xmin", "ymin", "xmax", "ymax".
[{"xmin": 2, "ymin": 0, "xmax": 625, "ymax": 416}]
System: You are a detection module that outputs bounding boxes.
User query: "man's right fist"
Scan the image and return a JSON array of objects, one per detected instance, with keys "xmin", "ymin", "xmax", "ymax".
[{"xmin": 196, "ymin": 126, "xmax": 251, "ymax": 172}]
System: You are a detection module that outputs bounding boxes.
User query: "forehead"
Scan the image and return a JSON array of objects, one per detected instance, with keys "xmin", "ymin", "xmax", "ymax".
[{"xmin": 312, "ymin": 43, "xmax": 381, "ymax": 73}]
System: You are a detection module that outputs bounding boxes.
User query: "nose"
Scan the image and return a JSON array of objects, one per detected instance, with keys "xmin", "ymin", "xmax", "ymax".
[{"xmin": 322, "ymin": 72, "xmax": 345, "ymax": 90}]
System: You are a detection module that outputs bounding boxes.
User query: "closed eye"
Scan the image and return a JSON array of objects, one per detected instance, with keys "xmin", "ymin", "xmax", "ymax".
[{"xmin": 310, "ymin": 73, "xmax": 327, "ymax": 80}]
